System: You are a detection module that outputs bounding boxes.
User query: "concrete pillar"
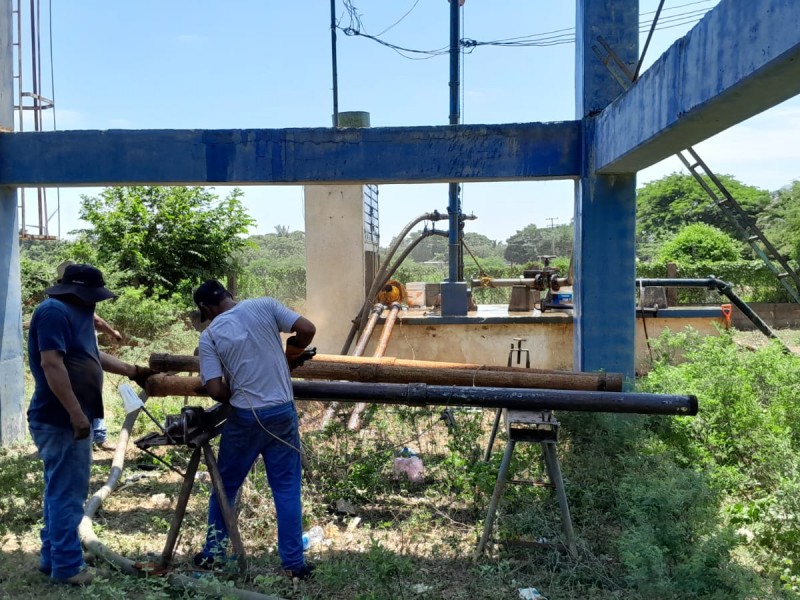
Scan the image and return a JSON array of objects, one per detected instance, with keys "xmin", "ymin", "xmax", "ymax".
[
  {"xmin": 0, "ymin": 0, "xmax": 26, "ymax": 445},
  {"xmin": 305, "ymin": 111, "xmax": 378, "ymax": 355},
  {"xmin": 573, "ymin": 0, "xmax": 638, "ymax": 382}
]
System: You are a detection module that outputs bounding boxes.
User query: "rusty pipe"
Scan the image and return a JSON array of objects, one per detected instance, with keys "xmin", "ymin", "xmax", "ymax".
[
  {"xmin": 348, "ymin": 302, "xmax": 402, "ymax": 430},
  {"xmin": 353, "ymin": 303, "xmax": 385, "ymax": 356}
]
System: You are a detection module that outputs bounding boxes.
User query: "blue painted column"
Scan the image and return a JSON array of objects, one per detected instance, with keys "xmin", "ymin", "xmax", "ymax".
[
  {"xmin": 0, "ymin": 0, "xmax": 26, "ymax": 445},
  {"xmin": 574, "ymin": 0, "xmax": 638, "ymax": 382}
]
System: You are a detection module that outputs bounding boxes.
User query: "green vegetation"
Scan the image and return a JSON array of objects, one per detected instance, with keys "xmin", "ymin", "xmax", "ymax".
[
  {"xmin": 3, "ymin": 330, "xmax": 800, "ymax": 599},
  {"xmin": 6, "ymin": 174, "xmax": 800, "ymax": 598},
  {"xmin": 78, "ymin": 186, "xmax": 254, "ymax": 297}
]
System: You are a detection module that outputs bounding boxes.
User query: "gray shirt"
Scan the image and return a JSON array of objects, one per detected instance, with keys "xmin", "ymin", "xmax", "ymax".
[{"xmin": 198, "ymin": 298, "xmax": 300, "ymax": 410}]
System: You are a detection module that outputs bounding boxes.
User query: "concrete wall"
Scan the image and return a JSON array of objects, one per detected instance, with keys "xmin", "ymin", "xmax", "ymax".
[
  {"xmin": 357, "ymin": 314, "xmax": 724, "ymax": 376},
  {"xmin": 728, "ymin": 303, "xmax": 800, "ymax": 330},
  {"xmin": 304, "ymin": 185, "xmax": 368, "ymax": 355}
]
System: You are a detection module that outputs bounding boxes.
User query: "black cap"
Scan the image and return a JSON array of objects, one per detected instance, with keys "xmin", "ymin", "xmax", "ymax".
[
  {"xmin": 44, "ymin": 264, "xmax": 116, "ymax": 303},
  {"xmin": 193, "ymin": 279, "xmax": 230, "ymax": 322}
]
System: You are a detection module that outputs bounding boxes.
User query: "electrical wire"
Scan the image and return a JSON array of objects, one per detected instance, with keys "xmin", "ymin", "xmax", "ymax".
[
  {"xmin": 340, "ymin": 0, "xmax": 719, "ymax": 57},
  {"xmin": 374, "ymin": 0, "xmax": 421, "ymax": 37}
]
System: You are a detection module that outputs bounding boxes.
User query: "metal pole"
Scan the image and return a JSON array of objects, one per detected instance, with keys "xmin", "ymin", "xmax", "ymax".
[
  {"xmin": 636, "ymin": 277, "xmax": 785, "ymax": 349},
  {"xmin": 348, "ymin": 302, "xmax": 402, "ymax": 430},
  {"xmin": 475, "ymin": 439, "xmax": 515, "ymax": 556},
  {"xmin": 160, "ymin": 447, "xmax": 202, "ymax": 567},
  {"xmin": 447, "ymin": 0, "xmax": 460, "ymax": 283},
  {"xmin": 293, "ymin": 380, "xmax": 698, "ymax": 416},
  {"xmin": 330, "ymin": 0, "xmax": 339, "ymax": 126}
]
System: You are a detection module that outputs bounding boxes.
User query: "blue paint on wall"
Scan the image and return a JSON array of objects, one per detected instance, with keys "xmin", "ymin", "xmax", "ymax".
[
  {"xmin": 574, "ymin": 0, "xmax": 638, "ymax": 382},
  {"xmin": 0, "ymin": 187, "xmax": 26, "ymax": 445},
  {"xmin": 0, "ymin": 122, "xmax": 582, "ymax": 186},
  {"xmin": 595, "ymin": 0, "xmax": 800, "ymax": 172}
]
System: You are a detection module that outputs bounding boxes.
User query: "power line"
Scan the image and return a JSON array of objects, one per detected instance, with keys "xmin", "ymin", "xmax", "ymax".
[{"xmin": 339, "ymin": 0, "xmax": 719, "ymax": 58}]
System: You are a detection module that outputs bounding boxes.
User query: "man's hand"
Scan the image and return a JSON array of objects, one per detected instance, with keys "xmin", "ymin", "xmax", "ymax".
[
  {"xmin": 70, "ymin": 411, "xmax": 91, "ymax": 440},
  {"xmin": 130, "ymin": 365, "xmax": 156, "ymax": 389},
  {"xmin": 286, "ymin": 346, "xmax": 316, "ymax": 371}
]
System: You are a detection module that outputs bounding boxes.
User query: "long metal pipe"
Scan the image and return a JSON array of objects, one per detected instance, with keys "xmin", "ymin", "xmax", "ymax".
[
  {"xmin": 472, "ymin": 277, "xmax": 570, "ymax": 293},
  {"xmin": 447, "ymin": 0, "xmax": 461, "ymax": 283},
  {"xmin": 348, "ymin": 302, "xmax": 401, "ymax": 430},
  {"xmin": 323, "ymin": 303, "xmax": 385, "ymax": 427},
  {"xmin": 636, "ymin": 277, "xmax": 786, "ymax": 350},
  {"xmin": 353, "ymin": 303, "xmax": 385, "ymax": 356},
  {"xmin": 293, "ymin": 380, "xmax": 697, "ymax": 416},
  {"xmin": 330, "ymin": 0, "xmax": 338, "ymax": 125}
]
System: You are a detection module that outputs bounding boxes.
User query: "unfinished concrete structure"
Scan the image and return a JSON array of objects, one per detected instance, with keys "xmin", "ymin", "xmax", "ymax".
[{"xmin": 1, "ymin": 0, "xmax": 799, "ymax": 444}]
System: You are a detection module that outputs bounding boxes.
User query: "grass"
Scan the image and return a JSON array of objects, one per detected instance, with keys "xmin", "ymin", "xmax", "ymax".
[{"xmin": 2, "ymin": 327, "xmax": 799, "ymax": 599}]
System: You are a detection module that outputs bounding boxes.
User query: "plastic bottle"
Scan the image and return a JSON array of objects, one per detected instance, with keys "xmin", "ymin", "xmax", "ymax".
[{"xmin": 302, "ymin": 525, "xmax": 324, "ymax": 550}]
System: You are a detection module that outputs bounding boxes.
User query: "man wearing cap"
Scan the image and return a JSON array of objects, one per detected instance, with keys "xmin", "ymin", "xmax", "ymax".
[
  {"xmin": 55, "ymin": 260, "xmax": 121, "ymax": 451},
  {"xmin": 192, "ymin": 279, "xmax": 316, "ymax": 581},
  {"xmin": 27, "ymin": 263, "xmax": 153, "ymax": 585}
]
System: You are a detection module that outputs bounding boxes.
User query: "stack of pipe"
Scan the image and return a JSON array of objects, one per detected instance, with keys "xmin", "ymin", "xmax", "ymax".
[{"xmin": 146, "ymin": 353, "xmax": 696, "ymax": 416}]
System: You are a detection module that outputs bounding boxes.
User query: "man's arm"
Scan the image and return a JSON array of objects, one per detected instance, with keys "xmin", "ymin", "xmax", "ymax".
[
  {"xmin": 99, "ymin": 351, "xmax": 154, "ymax": 388},
  {"xmin": 99, "ymin": 351, "xmax": 136, "ymax": 378},
  {"xmin": 285, "ymin": 316, "xmax": 316, "ymax": 369},
  {"xmin": 93, "ymin": 314, "xmax": 122, "ymax": 341},
  {"xmin": 40, "ymin": 350, "xmax": 91, "ymax": 440},
  {"xmin": 205, "ymin": 377, "xmax": 232, "ymax": 404}
]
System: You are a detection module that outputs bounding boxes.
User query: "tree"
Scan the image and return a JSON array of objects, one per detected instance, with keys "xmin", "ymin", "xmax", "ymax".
[
  {"xmin": 79, "ymin": 186, "xmax": 254, "ymax": 296},
  {"xmin": 758, "ymin": 180, "xmax": 800, "ymax": 262},
  {"xmin": 637, "ymin": 173, "xmax": 770, "ymax": 243},
  {"xmin": 657, "ymin": 223, "xmax": 741, "ymax": 264},
  {"xmin": 504, "ymin": 223, "xmax": 573, "ymax": 265}
]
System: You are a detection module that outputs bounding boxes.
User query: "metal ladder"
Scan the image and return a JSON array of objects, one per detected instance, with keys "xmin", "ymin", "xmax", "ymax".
[
  {"xmin": 676, "ymin": 148, "xmax": 800, "ymax": 303},
  {"xmin": 593, "ymin": 36, "xmax": 800, "ymax": 304}
]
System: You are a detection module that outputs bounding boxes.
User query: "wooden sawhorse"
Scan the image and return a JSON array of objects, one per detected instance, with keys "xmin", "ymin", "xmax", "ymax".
[{"xmin": 476, "ymin": 409, "xmax": 577, "ymax": 558}]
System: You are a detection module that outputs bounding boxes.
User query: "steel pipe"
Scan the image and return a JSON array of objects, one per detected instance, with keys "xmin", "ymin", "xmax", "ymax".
[
  {"xmin": 348, "ymin": 302, "xmax": 401, "ymax": 430},
  {"xmin": 147, "ymin": 356, "xmax": 624, "ymax": 394},
  {"xmin": 293, "ymin": 381, "xmax": 697, "ymax": 415},
  {"xmin": 636, "ymin": 276, "xmax": 786, "ymax": 350}
]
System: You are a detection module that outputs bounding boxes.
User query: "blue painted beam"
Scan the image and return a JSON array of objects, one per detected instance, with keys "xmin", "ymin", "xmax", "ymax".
[
  {"xmin": 574, "ymin": 0, "xmax": 638, "ymax": 382},
  {"xmin": 595, "ymin": 0, "xmax": 800, "ymax": 173},
  {"xmin": 0, "ymin": 122, "xmax": 581, "ymax": 186}
]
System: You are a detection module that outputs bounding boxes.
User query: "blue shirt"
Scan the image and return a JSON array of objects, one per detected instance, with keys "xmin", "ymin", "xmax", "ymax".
[
  {"xmin": 198, "ymin": 298, "xmax": 300, "ymax": 410},
  {"xmin": 28, "ymin": 297, "xmax": 104, "ymax": 427}
]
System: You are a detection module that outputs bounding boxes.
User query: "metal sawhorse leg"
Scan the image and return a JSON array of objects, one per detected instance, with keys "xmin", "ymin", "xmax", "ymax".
[
  {"xmin": 160, "ymin": 441, "xmax": 247, "ymax": 572},
  {"xmin": 477, "ymin": 410, "xmax": 577, "ymax": 559}
]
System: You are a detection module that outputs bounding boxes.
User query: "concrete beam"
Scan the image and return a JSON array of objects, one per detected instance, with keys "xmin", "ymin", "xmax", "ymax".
[
  {"xmin": 0, "ymin": 0, "xmax": 25, "ymax": 445},
  {"xmin": 573, "ymin": 0, "xmax": 638, "ymax": 381},
  {"xmin": 595, "ymin": 0, "xmax": 800, "ymax": 173},
  {"xmin": 0, "ymin": 122, "xmax": 581, "ymax": 186}
]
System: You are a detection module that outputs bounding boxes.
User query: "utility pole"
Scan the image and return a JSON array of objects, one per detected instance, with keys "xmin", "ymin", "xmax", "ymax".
[
  {"xmin": 330, "ymin": 0, "xmax": 339, "ymax": 126},
  {"xmin": 546, "ymin": 217, "xmax": 558, "ymax": 256}
]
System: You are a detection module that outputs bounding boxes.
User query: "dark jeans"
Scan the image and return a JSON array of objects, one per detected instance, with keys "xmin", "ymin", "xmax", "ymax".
[
  {"xmin": 201, "ymin": 402, "xmax": 305, "ymax": 571},
  {"xmin": 92, "ymin": 418, "xmax": 107, "ymax": 443},
  {"xmin": 29, "ymin": 421, "xmax": 91, "ymax": 581}
]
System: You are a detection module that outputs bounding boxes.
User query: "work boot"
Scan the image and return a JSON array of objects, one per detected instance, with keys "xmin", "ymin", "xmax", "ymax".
[
  {"xmin": 285, "ymin": 562, "xmax": 315, "ymax": 581},
  {"xmin": 55, "ymin": 566, "xmax": 94, "ymax": 586},
  {"xmin": 193, "ymin": 552, "xmax": 215, "ymax": 570},
  {"xmin": 94, "ymin": 440, "xmax": 116, "ymax": 452}
]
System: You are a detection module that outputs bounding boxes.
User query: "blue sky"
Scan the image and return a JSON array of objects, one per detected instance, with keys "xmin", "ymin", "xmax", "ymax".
[{"xmin": 16, "ymin": 0, "xmax": 800, "ymax": 243}]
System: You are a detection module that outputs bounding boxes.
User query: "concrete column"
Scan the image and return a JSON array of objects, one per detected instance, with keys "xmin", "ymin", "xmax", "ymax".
[
  {"xmin": 573, "ymin": 0, "xmax": 638, "ymax": 382},
  {"xmin": 305, "ymin": 111, "xmax": 376, "ymax": 355},
  {"xmin": 0, "ymin": 0, "xmax": 26, "ymax": 445}
]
